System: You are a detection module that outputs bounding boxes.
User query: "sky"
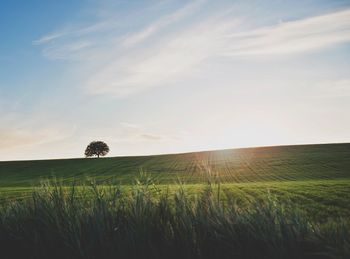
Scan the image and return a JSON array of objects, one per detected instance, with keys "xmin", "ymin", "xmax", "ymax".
[{"xmin": 1, "ymin": 0, "xmax": 350, "ymax": 161}]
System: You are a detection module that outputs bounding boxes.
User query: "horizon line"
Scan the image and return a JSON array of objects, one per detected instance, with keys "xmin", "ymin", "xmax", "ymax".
[{"xmin": 1, "ymin": 141, "xmax": 349, "ymax": 163}]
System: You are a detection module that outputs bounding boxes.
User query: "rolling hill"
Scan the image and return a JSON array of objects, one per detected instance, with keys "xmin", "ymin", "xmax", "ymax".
[
  {"xmin": 1, "ymin": 143, "xmax": 350, "ymax": 220},
  {"xmin": 0, "ymin": 143, "xmax": 349, "ymax": 186}
]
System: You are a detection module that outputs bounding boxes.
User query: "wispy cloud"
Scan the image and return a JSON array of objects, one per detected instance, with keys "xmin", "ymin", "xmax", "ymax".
[
  {"xmin": 85, "ymin": 16, "xmax": 238, "ymax": 96},
  {"xmin": 41, "ymin": 41, "xmax": 93, "ymax": 60},
  {"xmin": 118, "ymin": 122, "xmax": 180, "ymax": 142},
  {"xmin": 0, "ymin": 127, "xmax": 74, "ymax": 150},
  {"xmin": 312, "ymin": 79, "xmax": 350, "ymax": 99},
  {"xmin": 225, "ymin": 9, "xmax": 350, "ymax": 56},
  {"xmin": 0, "ymin": 115, "xmax": 75, "ymax": 150},
  {"xmin": 120, "ymin": 0, "xmax": 204, "ymax": 47},
  {"xmin": 35, "ymin": 2, "xmax": 350, "ymax": 97},
  {"xmin": 33, "ymin": 31, "xmax": 66, "ymax": 45}
]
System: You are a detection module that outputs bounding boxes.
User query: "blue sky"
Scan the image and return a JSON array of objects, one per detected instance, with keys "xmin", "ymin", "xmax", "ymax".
[{"xmin": 1, "ymin": 0, "xmax": 350, "ymax": 160}]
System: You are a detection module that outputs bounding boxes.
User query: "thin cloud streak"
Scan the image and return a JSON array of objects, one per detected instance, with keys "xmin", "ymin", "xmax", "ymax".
[
  {"xmin": 0, "ymin": 127, "xmax": 74, "ymax": 150},
  {"xmin": 312, "ymin": 79, "xmax": 350, "ymax": 99},
  {"xmin": 118, "ymin": 122, "xmax": 181, "ymax": 142},
  {"xmin": 33, "ymin": 31, "xmax": 66, "ymax": 45},
  {"xmin": 0, "ymin": 114, "xmax": 76, "ymax": 150},
  {"xmin": 225, "ymin": 8, "xmax": 350, "ymax": 56},
  {"xmin": 121, "ymin": 0, "xmax": 205, "ymax": 47}
]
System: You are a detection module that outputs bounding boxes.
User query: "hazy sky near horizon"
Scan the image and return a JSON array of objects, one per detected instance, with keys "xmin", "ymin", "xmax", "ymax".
[{"xmin": 1, "ymin": 0, "xmax": 350, "ymax": 161}]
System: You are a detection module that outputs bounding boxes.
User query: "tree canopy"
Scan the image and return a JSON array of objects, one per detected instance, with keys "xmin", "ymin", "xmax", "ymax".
[{"xmin": 85, "ymin": 141, "xmax": 110, "ymax": 158}]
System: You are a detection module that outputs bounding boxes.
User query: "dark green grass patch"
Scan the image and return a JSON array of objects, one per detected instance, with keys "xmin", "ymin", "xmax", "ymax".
[{"xmin": 1, "ymin": 179, "xmax": 350, "ymax": 221}]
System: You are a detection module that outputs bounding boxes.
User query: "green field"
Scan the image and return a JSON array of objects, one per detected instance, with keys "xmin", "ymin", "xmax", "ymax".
[
  {"xmin": 1, "ymin": 143, "xmax": 349, "ymax": 221},
  {"xmin": 1, "ymin": 143, "xmax": 350, "ymax": 258},
  {"xmin": 1, "ymin": 143, "xmax": 349, "ymax": 185}
]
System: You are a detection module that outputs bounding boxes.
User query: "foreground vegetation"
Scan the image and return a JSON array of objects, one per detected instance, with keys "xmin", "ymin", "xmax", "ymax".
[
  {"xmin": 1, "ymin": 178, "xmax": 350, "ymax": 222},
  {"xmin": 0, "ymin": 178, "xmax": 349, "ymax": 259}
]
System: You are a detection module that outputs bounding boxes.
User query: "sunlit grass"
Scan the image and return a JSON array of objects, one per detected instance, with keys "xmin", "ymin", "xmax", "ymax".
[{"xmin": 0, "ymin": 176, "xmax": 349, "ymax": 259}]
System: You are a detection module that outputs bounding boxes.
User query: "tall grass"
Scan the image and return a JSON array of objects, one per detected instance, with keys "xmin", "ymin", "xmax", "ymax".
[{"xmin": 0, "ymin": 175, "xmax": 348, "ymax": 259}]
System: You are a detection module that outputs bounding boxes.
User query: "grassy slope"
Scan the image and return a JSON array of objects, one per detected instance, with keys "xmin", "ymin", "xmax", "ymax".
[
  {"xmin": 0, "ymin": 143, "xmax": 349, "ymax": 186},
  {"xmin": 0, "ymin": 143, "xmax": 349, "ymax": 220}
]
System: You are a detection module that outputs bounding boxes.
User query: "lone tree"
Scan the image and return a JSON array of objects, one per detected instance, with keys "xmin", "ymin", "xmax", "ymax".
[{"xmin": 85, "ymin": 141, "xmax": 110, "ymax": 158}]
